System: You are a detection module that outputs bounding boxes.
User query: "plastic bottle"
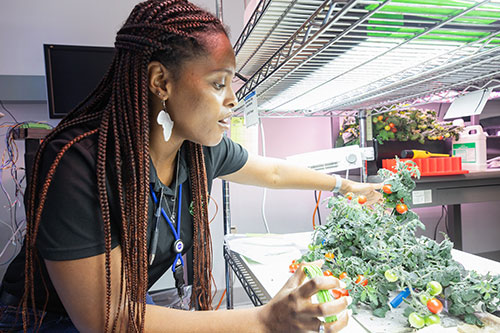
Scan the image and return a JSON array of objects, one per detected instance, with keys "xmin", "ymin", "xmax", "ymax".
[{"xmin": 452, "ymin": 125, "xmax": 487, "ymax": 171}]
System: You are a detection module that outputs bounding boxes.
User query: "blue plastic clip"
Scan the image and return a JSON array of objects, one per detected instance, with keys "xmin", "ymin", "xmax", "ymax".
[{"xmin": 390, "ymin": 287, "xmax": 410, "ymax": 308}]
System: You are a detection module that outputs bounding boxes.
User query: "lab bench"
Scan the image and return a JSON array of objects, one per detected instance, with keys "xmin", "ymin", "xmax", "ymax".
[{"xmin": 411, "ymin": 170, "xmax": 500, "ymax": 250}]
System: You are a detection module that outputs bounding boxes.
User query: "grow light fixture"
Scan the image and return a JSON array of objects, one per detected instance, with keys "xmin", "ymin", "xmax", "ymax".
[{"xmin": 444, "ymin": 88, "xmax": 492, "ymax": 120}]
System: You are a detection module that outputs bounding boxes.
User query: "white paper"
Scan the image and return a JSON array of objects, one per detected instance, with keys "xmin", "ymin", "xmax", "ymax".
[
  {"xmin": 225, "ymin": 232, "xmax": 311, "ymax": 265},
  {"xmin": 244, "ymin": 91, "xmax": 259, "ymax": 128}
]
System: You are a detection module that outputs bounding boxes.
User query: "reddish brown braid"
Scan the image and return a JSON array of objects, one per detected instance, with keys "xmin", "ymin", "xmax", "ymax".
[
  {"xmin": 188, "ymin": 142, "xmax": 214, "ymax": 309},
  {"xmin": 23, "ymin": 0, "xmax": 226, "ymax": 331}
]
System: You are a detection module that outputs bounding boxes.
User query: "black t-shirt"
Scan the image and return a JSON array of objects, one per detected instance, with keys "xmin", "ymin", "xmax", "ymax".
[{"xmin": 1, "ymin": 121, "xmax": 248, "ymax": 314}]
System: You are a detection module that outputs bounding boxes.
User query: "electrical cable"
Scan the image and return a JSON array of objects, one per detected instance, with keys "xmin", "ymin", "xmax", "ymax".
[
  {"xmin": 433, "ymin": 205, "xmax": 445, "ymax": 240},
  {"xmin": 0, "ymin": 218, "xmax": 14, "ymax": 234},
  {"xmin": 210, "ymin": 274, "xmax": 227, "ymax": 311},
  {"xmin": 0, "ymin": 222, "xmax": 24, "ymax": 265},
  {"xmin": 312, "ymin": 191, "xmax": 322, "ymax": 229},
  {"xmin": 215, "ymin": 289, "xmax": 227, "ymax": 310},
  {"xmin": 259, "ymin": 119, "xmax": 270, "ymax": 233},
  {"xmin": 314, "ymin": 190, "xmax": 322, "ymax": 226},
  {"xmin": 0, "ymin": 117, "xmax": 53, "ymax": 266},
  {"xmin": 0, "ymin": 100, "xmax": 19, "ymax": 123},
  {"xmin": 208, "ymin": 194, "xmax": 219, "ymax": 224},
  {"xmin": 0, "ymin": 169, "xmax": 14, "ymax": 233},
  {"xmin": 0, "ymin": 241, "xmax": 18, "ymax": 266},
  {"xmin": 444, "ymin": 206, "xmax": 449, "ymax": 235}
]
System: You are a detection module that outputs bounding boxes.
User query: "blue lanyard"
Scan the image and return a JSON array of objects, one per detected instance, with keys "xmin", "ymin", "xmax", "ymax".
[{"xmin": 149, "ymin": 183, "xmax": 184, "ymax": 271}]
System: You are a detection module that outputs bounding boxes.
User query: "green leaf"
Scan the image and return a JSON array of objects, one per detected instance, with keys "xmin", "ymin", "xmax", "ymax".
[
  {"xmin": 403, "ymin": 306, "xmax": 415, "ymax": 317},
  {"xmin": 360, "ymin": 290, "xmax": 367, "ymax": 302},
  {"xmin": 369, "ymin": 291, "xmax": 379, "ymax": 307},
  {"xmin": 464, "ymin": 314, "xmax": 484, "ymax": 327},
  {"xmin": 462, "ymin": 290, "xmax": 479, "ymax": 302},
  {"xmin": 373, "ymin": 306, "xmax": 390, "ymax": 318}
]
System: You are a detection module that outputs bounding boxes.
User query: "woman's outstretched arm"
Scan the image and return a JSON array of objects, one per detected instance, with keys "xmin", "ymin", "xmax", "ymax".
[{"xmin": 46, "ymin": 246, "xmax": 349, "ymax": 333}]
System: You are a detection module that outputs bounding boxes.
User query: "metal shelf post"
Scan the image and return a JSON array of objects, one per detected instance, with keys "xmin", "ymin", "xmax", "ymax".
[
  {"xmin": 358, "ymin": 109, "xmax": 367, "ymax": 183},
  {"xmin": 222, "ymin": 180, "xmax": 234, "ymax": 309}
]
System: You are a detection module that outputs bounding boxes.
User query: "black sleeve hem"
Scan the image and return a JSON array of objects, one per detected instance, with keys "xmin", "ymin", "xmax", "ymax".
[{"xmin": 38, "ymin": 239, "xmax": 120, "ymax": 261}]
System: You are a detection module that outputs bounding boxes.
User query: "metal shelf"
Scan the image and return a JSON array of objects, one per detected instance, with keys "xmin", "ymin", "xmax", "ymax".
[
  {"xmin": 223, "ymin": 246, "xmax": 271, "ymax": 306},
  {"xmin": 234, "ymin": 0, "xmax": 328, "ymax": 78},
  {"xmin": 234, "ymin": 0, "xmax": 500, "ymax": 117}
]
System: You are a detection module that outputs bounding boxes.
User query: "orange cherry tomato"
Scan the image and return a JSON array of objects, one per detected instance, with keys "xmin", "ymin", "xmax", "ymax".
[
  {"xmin": 358, "ymin": 195, "xmax": 367, "ymax": 205},
  {"xmin": 396, "ymin": 203, "xmax": 408, "ymax": 214},
  {"xmin": 356, "ymin": 274, "xmax": 368, "ymax": 286},
  {"xmin": 377, "ymin": 115, "xmax": 384, "ymax": 121},
  {"xmin": 325, "ymin": 252, "xmax": 335, "ymax": 261},
  {"xmin": 438, "ymin": 135, "xmax": 443, "ymax": 140},
  {"xmin": 323, "ymin": 270, "xmax": 333, "ymax": 276},
  {"xmin": 382, "ymin": 184, "xmax": 392, "ymax": 194},
  {"xmin": 427, "ymin": 298, "xmax": 443, "ymax": 314},
  {"xmin": 289, "ymin": 263, "xmax": 299, "ymax": 273},
  {"xmin": 345, "ymin": 192, "xmax": 353, "ymax": 200},
  {"xmin": 339, "ymin": 272, "xmax": 348, "ymax": 280},
  {"xmin": 331, "ymin": 289, "xmax": 342, "ymax": 299},
  {"xmin": 389, "ymin": 123, "xmax": 395, "ymax": 128}
]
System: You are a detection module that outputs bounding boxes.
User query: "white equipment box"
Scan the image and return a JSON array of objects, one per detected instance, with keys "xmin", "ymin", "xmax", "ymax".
[{"xmin": 286, "ymin": 145, "xmax": 373, "ymax": 173}]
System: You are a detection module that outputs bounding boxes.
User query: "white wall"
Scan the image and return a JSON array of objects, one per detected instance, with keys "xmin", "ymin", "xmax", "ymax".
[{"xmin": 0, "ymin": 0, "xmax": 244, "ymax": 76}]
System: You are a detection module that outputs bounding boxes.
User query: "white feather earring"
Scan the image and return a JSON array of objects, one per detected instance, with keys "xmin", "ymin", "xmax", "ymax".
[{"xmin": 157, "ymin": 99, "xmax": 174, "ymax": 142}]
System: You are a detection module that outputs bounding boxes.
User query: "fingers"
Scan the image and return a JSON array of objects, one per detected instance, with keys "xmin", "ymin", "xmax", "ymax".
[
  {"xmin": 303, "ymin": 296, "xmax": 352, "ymax": 317},
  {"xmin": 349, "ymin": 182, "xmax": 383, "ymax": 199},
  {"xmin": 285, "ymin": 260, "xmax": 325, "ymax": 288},
  {"xmin": 324, "ymin": 309, "xmax": 351, "ymax": 332},
  {"xmin": 300, "ymin": 306, "xmax": 351, "ymax": 332},
  {"xmin": 367, "ymin": 191, "xmax": 383, "ymax": 205},
  {"xmin": 297, "ymin": 276, "xmax": 342, "ymax": 299}
]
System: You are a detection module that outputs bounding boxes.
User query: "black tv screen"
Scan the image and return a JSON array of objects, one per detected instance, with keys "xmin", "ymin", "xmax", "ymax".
[{"xmin": 44, "ymin": 44, "xmax": 114, "ymax": 119}]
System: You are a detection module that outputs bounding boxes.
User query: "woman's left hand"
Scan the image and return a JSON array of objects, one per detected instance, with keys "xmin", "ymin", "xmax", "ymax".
[{"xmin": 341, "ymin": 181, "xmax": 383, "ymax": 205}]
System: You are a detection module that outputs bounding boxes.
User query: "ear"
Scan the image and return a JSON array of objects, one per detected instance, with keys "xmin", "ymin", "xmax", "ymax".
[{"xmin": 147, "ymin": 61, "xmax": 172, "ymax": 100}]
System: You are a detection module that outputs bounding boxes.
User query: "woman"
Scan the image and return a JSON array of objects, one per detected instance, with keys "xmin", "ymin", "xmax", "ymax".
[{"xmin": 0, "ymin": 1, "xmax": 381, "ymax": 332}]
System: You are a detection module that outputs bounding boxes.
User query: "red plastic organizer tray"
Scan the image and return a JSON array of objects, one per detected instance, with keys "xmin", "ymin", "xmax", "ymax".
[{"xmin": 382, "ymin": 157, "xmax": 469, "ymax": 176}]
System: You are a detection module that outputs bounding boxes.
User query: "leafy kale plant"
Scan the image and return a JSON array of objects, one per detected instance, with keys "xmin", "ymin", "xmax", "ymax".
[{"xmin": 299, "ymin": 160, "xmax": 500, "ymax": 328}]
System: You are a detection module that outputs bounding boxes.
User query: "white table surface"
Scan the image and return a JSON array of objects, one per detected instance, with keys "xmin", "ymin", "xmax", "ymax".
[{"xmin": 226, "ymin": 232, "xmax": 500, "ymax": 333}]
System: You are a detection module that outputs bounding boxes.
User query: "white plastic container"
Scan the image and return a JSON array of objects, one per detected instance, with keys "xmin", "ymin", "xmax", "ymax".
[{"xmin": 452, "ymin": 125, "xmax": 487, "ymax": 171}]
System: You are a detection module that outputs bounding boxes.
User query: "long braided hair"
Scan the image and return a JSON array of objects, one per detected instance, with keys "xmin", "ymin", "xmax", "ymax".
[{"xmin": 23, "ymin": 0, "xmax": 226, "ymax": 331}]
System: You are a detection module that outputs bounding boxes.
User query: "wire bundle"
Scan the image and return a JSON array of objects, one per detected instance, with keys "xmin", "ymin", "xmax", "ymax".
[{"xmin": 0, "ymin": 102, "xmax": 53, "ymax": 266}]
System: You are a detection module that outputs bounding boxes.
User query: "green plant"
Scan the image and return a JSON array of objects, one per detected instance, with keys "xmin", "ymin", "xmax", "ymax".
[
  {"xmin": 336, "ymin": 116, "xmax": 360, "ymax": 147},
  {"xmin": 298, "ymin": 159, "xmax": 500, "ymax": 328},
  {"xmin": 372, "ymin": 109, "xmax": 464, "ymax": 144}
]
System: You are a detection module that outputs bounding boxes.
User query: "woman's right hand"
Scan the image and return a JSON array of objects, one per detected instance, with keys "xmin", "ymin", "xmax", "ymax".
[{"xmin": 257, "ymin": 261, "xmax": 351, "ymax": 332}]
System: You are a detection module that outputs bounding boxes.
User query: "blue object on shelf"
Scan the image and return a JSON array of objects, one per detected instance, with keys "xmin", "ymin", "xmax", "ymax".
[{"xmin": 390, "ymin": 287, "xmax": 410, "ymax": 308}]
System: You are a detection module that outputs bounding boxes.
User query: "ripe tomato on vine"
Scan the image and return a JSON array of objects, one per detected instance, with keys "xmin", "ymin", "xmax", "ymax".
[
  {"xmin": 396, "ymin": 203, "xmax": 408, "ymax": 214},
  {"xmin": 383, "ymin": 184, "xmax": 392, "ymax": 194}
]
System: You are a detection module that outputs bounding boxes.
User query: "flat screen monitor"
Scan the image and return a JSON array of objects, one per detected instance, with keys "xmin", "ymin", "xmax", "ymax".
[{"xmin": 44, "ymin": 44, "xmax": 114, "ymax": 119}]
